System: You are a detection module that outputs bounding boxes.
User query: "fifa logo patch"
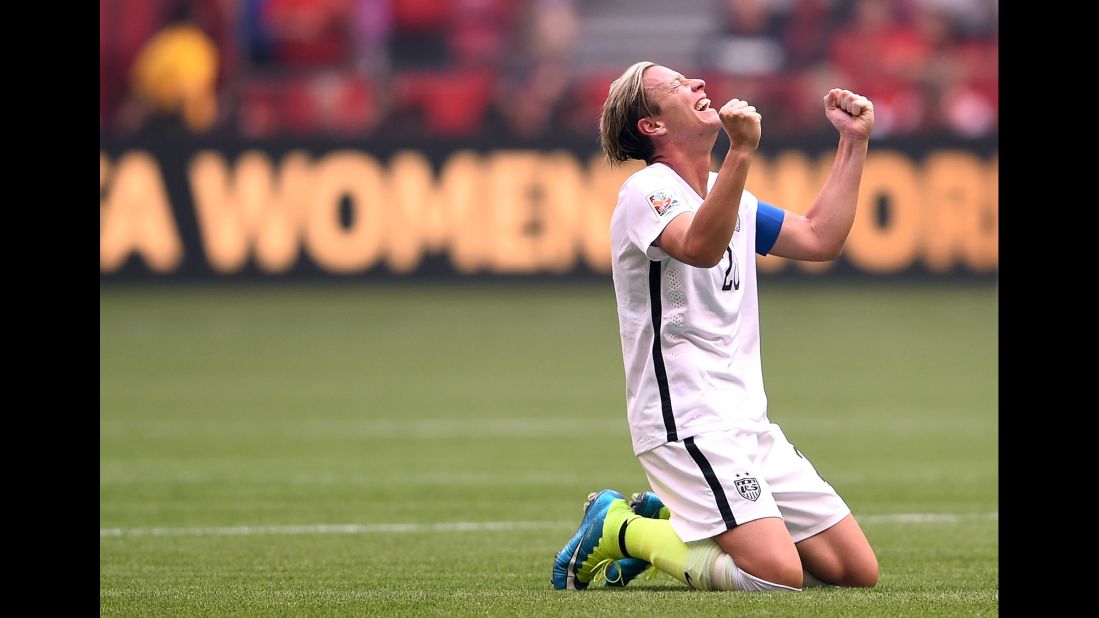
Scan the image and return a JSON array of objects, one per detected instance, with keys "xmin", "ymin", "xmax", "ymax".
[
  {"xmin": 646, "ymin": 190, "xmax": 678, "ymax": 216},
  {"xmin": 734, "ymin": 477, "xmax": 761, "ymax": 501}
]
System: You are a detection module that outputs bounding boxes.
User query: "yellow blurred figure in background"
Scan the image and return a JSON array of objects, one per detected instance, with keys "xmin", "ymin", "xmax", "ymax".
[{"xmin": 129, "ymin": 22, "xmax": 219, "ymax": 132}]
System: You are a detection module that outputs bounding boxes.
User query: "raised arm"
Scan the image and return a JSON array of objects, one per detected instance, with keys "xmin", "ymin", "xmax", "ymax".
[
  {"xmin": 656, "ymin": 100, "xmax": 762, "ymax": 268},
  {"xmin": 769, "ymin": 89, "xmax": 874, "ymax": 261}
]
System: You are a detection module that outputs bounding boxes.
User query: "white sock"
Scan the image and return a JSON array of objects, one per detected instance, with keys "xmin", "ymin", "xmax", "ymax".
[
  {"xmin": 683, "ymin": 539, "xmax": 724, "ymax": 590},
  {"xmin": 723, "ymin": 558, "xmax": 801, "ymax": 592},
  {"xmin": 684, "ymin": 539, "xmax": 801, "ymax": 592}
]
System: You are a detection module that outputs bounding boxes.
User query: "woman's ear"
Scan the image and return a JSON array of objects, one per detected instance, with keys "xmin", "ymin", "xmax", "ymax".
[{"xmin": 638, "ymin": 116, "xmax": 664, "ymax": 137}]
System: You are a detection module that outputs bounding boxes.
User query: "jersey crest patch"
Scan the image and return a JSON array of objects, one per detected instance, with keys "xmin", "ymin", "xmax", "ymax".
[
  {"xmin": 734, "ymin": 477, "xmax": 761, "ymax": 501},
  {"xmin": 646, "ymin": 190, "xmax": 678, "ymax": 216}
]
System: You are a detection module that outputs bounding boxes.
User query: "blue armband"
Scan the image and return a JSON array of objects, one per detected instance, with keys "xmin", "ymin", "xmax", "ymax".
[{"xmin": 755, "ymin": 201, "xmax": 785, "ymax": 256}]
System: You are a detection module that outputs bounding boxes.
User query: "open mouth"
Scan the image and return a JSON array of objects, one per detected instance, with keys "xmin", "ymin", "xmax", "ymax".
[{"xmin": 694, "ymin": 98, "xmax": 712, "ymax": 112}]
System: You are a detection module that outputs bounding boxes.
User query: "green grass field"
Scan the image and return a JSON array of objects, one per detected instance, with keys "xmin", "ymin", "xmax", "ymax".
[{"xmin": 100, "ymin": 281, "xmax": 998, "ymax": 616}]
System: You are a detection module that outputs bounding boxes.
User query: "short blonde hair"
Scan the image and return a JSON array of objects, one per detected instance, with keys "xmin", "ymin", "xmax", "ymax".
[{"xmin": 599, "ymin": 61, "xmax": 660, "ymax": 165}]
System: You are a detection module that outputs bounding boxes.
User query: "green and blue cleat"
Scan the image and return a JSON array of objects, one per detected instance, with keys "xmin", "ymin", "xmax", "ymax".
[
  {"xmin": 629, "ymin": 491, "xmax": 668, "ymax": 520},
  {"xmin": 551, "ymin": 489, "xmax": 634, "ymax": 590},
  {"xmin": 602, "ymin": 491, "xmax": 668, "ymax": 588}
]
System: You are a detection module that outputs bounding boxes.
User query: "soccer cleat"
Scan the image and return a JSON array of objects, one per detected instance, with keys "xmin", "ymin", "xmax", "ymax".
[
  {"xmin": 551, "ymin": 489, "xmax": 632, "ymax": 590},
  {"xmin": 603, "ymin": 558, "xmax": 651, "ymax": 587},
  {"xmin": 630, "ymin": 491, "xmax": 668, "ymax": 519},
  {"xmin": 603, "ymin": 491, "xmax": 669, "ymax": 588}
]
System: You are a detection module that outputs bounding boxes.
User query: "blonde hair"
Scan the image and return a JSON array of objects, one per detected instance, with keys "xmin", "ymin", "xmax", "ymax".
[{"xmin": 599, "ymin": 61, "xmax": 660, "ymax": 165}]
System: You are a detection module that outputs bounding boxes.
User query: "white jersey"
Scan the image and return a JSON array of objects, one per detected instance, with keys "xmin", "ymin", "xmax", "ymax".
[{"xmin": 610, "ymin": 162, "xmax": 783, "ymax": 455}]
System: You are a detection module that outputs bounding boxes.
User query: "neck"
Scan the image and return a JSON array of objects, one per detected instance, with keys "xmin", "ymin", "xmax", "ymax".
[
  {"xmin": 650, "ymin": 148, "xmax": 714, "ymax": 198},
  {"xmin": 649, "ymin": 129, "xmax": 719, "ymax": 197}
]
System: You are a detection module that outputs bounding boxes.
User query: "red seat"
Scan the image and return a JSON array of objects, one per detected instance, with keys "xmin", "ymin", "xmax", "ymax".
[
  {"xmin": 394, "ymin": 70, "xmax": 495, "ymax": 136},
  {"xmin": 282, "ymin": 77, "xmax": 318, "ymax": 134},
  {"xmin": 239, "ymin": 79, "xmax": 282, "ymax": 137},
  {"xmin": 331, "ymin": 75, "xmax": 377, "ymax": 133}
]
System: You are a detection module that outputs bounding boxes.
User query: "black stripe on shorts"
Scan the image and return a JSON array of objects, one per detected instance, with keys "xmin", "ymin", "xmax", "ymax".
[{"xmin": 684, "ymin": 436, "xmax": 738, "ymax": 529}]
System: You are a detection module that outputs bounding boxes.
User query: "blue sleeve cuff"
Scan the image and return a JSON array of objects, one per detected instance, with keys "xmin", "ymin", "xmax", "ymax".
[{"xmin": 755, "ymin": 201, "xmax": 785, "ymax": 256}]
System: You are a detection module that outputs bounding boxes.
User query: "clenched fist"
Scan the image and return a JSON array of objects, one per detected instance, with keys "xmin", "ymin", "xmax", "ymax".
[
  {"xmin": 719, "ymin": 99, "xmax": 762, "ymax": 151},
  {"xmin": 824, "ymin": 89, "xmax": 874, "ymax": 140}
]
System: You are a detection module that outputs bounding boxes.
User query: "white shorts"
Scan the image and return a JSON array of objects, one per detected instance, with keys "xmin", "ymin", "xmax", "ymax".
[{"xmin": 637, "ymin": 423, "xmax": 850, "ymax": 543}]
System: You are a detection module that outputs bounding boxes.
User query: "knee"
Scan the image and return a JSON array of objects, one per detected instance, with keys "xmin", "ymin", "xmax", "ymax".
[
  {"xmin": 773, "ymin": 564, "xmax": 806, "ymax": 590},
  {"xmin": 839, "ymin": 556, "xmax": 879, "ymax": 588}
]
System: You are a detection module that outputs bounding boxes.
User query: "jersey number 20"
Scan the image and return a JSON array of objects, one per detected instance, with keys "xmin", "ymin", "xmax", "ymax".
[{"xmin": 722, "ymin": 247, "xmax": 740, "ymax": 291}]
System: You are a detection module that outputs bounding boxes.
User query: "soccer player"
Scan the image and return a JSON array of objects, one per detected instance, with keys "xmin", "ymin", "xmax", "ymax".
[{"xmin": 551, "ymin": 62, "xmax": 879, "ymax": 592}]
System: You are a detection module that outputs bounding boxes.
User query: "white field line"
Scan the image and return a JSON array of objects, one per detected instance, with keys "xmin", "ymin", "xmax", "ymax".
[
  {"xmin": 859, "ymin": 512, "xmax": 998, "ymax": 524},
  {"xmin": 99, "ymin": 521, "xmax": 563, "ymax": 538},
  {"xmin": 101, "ymin": 512, "xmax": 997, "ymax": 538}
]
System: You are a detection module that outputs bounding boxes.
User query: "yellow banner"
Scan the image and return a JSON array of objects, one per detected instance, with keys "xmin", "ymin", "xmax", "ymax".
[{"xmin": 100, "ymin": 148, "xmax": 997, "ymax": 276}]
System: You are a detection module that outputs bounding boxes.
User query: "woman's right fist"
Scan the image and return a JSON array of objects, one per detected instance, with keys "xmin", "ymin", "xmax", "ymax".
[{"xmin": 718, "ymin": 99, "xmax": 762, "ymax": 150}]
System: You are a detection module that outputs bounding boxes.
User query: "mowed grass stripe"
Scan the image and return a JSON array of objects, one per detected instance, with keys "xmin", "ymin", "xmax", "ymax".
[
  {"xmin": 100, "ymin": 512, "xmax": 997, "ymax": 538},
  {"xmin": 100, "ymin": 520, "xmax": 570, "ymax": 538}
]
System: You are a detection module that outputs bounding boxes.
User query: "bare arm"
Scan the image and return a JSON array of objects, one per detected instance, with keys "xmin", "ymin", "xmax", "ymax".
[
  {"xmin": 655, "ymin": 100, "xmax": 762, "ymax": 268},
  {"xmin": 769, "ymin": 89, "xmax": 875, "ymax": 261}
]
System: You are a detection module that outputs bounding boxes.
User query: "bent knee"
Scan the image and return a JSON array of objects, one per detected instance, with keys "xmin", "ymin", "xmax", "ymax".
[{"xmin": 838, "ymin": 559, "xmax": 879, "ymax": 588}]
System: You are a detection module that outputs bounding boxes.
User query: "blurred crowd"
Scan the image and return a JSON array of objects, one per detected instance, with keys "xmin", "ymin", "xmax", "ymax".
[{"xmin": 100, "ymin": 0, "xmax": 998, "ymax": 141}]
